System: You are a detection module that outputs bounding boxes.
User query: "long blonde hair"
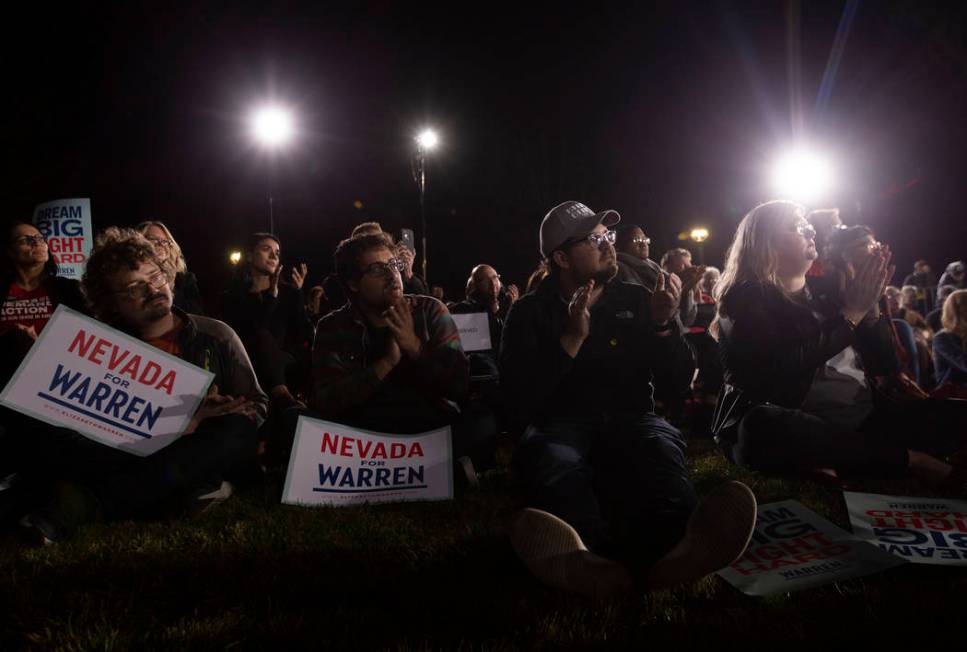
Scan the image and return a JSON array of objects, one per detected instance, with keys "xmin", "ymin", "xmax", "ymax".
[
  {"xmin": 941, "ymin": 289, "xmax": 967, "ymax": 346},
  {"xmin": 136, "ymin": 221, "xmax": 187, "ymax": 274},
  {"xmin": 710, "ymin": 200, "xmax": 805, "ymax": 338}
]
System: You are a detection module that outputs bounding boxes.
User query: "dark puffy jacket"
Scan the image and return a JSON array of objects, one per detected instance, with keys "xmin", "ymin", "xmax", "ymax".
[
  {"xmin": 500, "ymin": 275, "xmax": 694, "ymax": 428},
  {"xmin": 712, "ymin": 280, "xmax": 897, "ymax": 445}
]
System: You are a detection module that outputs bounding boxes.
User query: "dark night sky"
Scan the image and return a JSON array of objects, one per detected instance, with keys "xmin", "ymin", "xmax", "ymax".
[{"xmin": 4, "ymin": 1, "xmax": 966, "ymax": 302}]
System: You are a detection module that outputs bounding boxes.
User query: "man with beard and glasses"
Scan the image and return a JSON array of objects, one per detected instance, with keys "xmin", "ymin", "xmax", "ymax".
[
  {"xmin": 8, "ymin": 228, "xmax": 266, "ymax": 543},
  {"xmin": 307, "ymin": 233, "xmax": 478, "ymax": 480},
  {"xmin": 501, "ymin": 201, "xmax": 757, "ymax": 599}
]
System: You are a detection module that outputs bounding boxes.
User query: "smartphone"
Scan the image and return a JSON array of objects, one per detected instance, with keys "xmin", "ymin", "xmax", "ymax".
[{"xmin": 399, "ymin": 228, "xmax": 416, "ymax": 253}]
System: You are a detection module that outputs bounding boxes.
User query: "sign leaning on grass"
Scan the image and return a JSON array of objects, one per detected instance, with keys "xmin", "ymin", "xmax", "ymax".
[
  {"xmin": 717, "ymin": 500, "xmax": 905, "ymax": 596},
  {"xmin": 845, "ymin": 492, "xmax": 967, "ymax": 566},
  {"xmin": 450, "ymin": 312, "xmax": 492, "ymax": 352},
  {"xmin": 33, "ymin": 198, "xmax": 93, "ymax": 280},
  {"xmin": 282, "ymin": 415, "xmax": 453, "ymax": 507},
  {"xmin": 0, "ymin": 305, "xmax": 214, "ymax": 457}
]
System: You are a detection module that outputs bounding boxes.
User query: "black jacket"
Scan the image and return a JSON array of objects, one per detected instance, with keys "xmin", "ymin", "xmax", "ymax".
[
  {"xmin": 173, "ymin": 271, "xmax": 204, "ymax": 316},
  {"xmin": 499, "ymin": 275, "xmax": 694, "ymax": 428},
  {"xmin": 221, "ymin": 281, "xmax": 308, "ymax": 351},
  {"xmin": 172, "ymin": 306, "xmax": 269, "ymax": 426},
  {"xmin": 712, "ymin": 280, "xmax": 898, "ymax": 444}
]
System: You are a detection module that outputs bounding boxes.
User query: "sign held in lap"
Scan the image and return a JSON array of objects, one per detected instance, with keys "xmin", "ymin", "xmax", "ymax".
[
  {"xmin": 282, "ymin": 415, "xmax": 453, "ymax": 506},
  {"xmin": 0, "ymin": 305, "xmax": 214, "ymax": 456}
]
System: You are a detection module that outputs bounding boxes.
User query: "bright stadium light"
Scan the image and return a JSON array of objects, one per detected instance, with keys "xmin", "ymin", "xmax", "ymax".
[
  {"xmin": 416, "ymin": 128, "xmax": 439, "ymax": 151},
  {"xmin": 770, "ymin": 148, "xmax": 833, "ymax": 202},
  {"xmin": 229, "ymin": 250, "xmax": 242, "ymax": 265},
  {"xmin": 250, "ymin": 106, "xmax": 294, "ymax": 148}
]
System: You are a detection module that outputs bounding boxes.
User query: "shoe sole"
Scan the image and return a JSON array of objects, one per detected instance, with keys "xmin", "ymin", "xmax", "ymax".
[
  {"xmin": 646, "ymin": 480, "xmax": 757, "ymax": 589},
  {"xmin": 510, "ymin": 508, "xmax": 632, "ymax": 600}
]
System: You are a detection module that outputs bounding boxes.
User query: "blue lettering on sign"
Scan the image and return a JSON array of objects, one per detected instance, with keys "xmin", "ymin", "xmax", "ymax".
[
  {"xmin": 34, "ymin": 205, "xmax": 83, "ymax": 221},
  {"xmin": 35, "ymin": 217, "xmax": 83, "ymax": 237},
  {"xmin": 39, "ymin": 364, "xmax": 162, "ymax": 439},
  {"xmin": 873, "ymin": 528, "xmax": 928, "ymax": 545},
  {"xmin": 313, "ymin": 463, "xmax": 428, "ymax": 493}
]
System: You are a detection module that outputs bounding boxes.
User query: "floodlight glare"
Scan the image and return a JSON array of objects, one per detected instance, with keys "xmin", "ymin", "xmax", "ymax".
[
  {"xmin": 690, "ymin": 228, "xmax": 709, "ymax": 243},
  {"xmin": 771, "ymin": 149, "xmax": 833, "ymax": 202},
  {"xmin": 251, "ymin": 106, "xmax": 294, "ymax": 148},
  {"xmin": 416, "ymin": 129, "xmax": 439, "ymax": 150},
  {"xmin": 229, "ymin": 251, "xmax": 242, "ymax": 265}
]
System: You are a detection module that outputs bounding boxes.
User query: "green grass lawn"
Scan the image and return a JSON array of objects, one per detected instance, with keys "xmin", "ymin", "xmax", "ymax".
[{"xmin": 2, "ymin": 440, "xmax": 965, "ymax": 650}]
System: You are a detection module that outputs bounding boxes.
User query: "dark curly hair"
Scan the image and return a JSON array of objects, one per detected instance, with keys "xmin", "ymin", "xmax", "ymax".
[
  {"xmin": 82, "ymin": 227, "xmax": 173, "ymax": 321},
  {"xmin": 334, "ymin": 232, "xmax": 395, "ymax": 288}
]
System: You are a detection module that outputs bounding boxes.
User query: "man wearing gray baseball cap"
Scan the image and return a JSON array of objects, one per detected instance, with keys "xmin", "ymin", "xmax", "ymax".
[{"xmin": 500, "ymin": 200, "xmax": 757, "ymax": 598}]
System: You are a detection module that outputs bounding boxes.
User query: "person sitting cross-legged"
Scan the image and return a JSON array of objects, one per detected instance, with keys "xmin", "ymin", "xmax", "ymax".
[
  {"xmin": 10, "ymin": 228, "xmax": 267, "ymax": 543},
  {"xmin": 501, "ymin": 200, "xmax": 757, "ymax": 599},
  {"xmin": 711, "ymin": 201, "xmax": 967, "ymax": 489},
  {"xmin": 305, "ymin": 233, "xmax": 481, "ymax": 479}
]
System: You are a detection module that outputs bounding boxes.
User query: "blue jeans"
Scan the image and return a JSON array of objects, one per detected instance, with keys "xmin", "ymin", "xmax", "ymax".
[{"xmin": 514, "ymin": 412, "xmax": 696, "ymax": 573}]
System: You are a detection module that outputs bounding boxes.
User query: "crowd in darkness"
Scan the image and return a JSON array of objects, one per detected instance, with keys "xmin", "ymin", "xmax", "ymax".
[{"xmin": 1, "ymin": 198, "xmax": 966, "ymax": 598}]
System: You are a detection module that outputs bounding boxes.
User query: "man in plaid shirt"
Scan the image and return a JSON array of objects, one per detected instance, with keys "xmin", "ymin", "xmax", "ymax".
[{"xmin": 310, "ymin": 232, "xmax": 470, "ymax": 443}]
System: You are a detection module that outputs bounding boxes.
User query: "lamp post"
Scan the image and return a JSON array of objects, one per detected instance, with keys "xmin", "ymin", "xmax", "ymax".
[
  {"xmin": 412, "ymin": 128, "xmax": 439, "ymax": 283},
  {"xmin": 690, "ymin": 227, "xmax": 709, "ymax": 265},
  {"xmin": 250, "ymin": 106, "xmax": 295, "ymax": 234}
]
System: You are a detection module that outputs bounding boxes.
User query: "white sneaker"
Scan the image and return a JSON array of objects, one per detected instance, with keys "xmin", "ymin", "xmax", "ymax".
[
  {"xmin": 646, "ymin": 480, "xmax": 757, "ymax": 588},
  {"xmin": 189, "ymin": 480, "xmax": 234, "ymax": 517},
  {"xmin": 510, "ymin": 508, "xmax": 633, "ymax": 600}
]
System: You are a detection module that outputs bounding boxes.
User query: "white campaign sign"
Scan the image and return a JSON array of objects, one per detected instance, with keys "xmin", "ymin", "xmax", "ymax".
[
  {"xmin": 33, "ymin": 198, "xmax": 94, "ymax": 280},
  {"xmin": 0, "ymin": 306, "xmax": 214, "ymax": 457},
  {"xmin": 717, "ymin": 500, "xmax": 905, "ymax": 596},
  {"xmin": 282, "ymin": 415, "xmax": 453, "ymax": 507},
  {"xmin": 845, "ymin": 492, "xmax": 967, "ymax": 566},
  {"xmin": 451, "ymin": 312, "xmax": 492, "ymax": 352}
]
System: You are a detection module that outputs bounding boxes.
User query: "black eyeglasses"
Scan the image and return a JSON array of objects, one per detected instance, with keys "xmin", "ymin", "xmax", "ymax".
[
  {"xmin": 361, "ymin": 258, "xmax": 405, "ymax": 277},
  {"xmin": 14, "ymin": 235, "xmax": 48, "ymax": 247},
  {"xmin": 632, "ymin": 237, "xmax": 651, "ymax": 245},
  {"xmin": 147, "ymin": 237, "xmax": 173, "ymax": 248}
]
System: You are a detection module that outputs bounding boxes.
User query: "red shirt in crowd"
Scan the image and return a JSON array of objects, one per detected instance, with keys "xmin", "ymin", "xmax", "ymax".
[
  {"xmin": 144, "ymin": 321, "xmax": 183, "ymax": 357},
  {"xmin": 0, "ymin": 281, "xmax": 54, "ymax": 336}
]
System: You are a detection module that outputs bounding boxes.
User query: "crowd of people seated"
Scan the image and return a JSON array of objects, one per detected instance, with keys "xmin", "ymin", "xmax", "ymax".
[{"xmin": 1, "ymin": 198, "xmax": 966, "ymax": 600}]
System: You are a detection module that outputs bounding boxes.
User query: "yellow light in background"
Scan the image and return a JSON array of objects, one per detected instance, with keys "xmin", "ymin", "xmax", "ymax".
[
  {"xmin": 353, "ymin": 200, "xmax": 363, "ymax": 210},
  {"xmin": 229, "ymin": 251, "xmax": 242, "ymax": 265},
  {"xmin": 690, "ymin": 227, "xmax": 709, "ymax": 243}
]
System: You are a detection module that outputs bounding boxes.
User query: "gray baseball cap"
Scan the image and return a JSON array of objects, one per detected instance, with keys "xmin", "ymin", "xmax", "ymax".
[{"xmin": 539, "ymin": 201, "xmax": 621, "ymax": 258}]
